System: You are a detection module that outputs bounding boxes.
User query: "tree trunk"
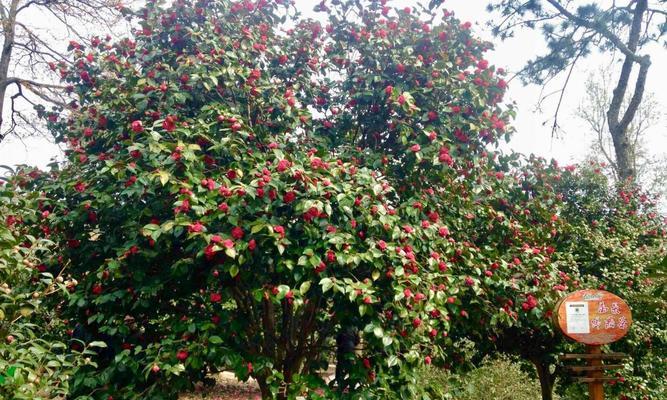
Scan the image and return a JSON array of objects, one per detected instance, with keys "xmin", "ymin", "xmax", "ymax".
[
  {"xmin": 610, "ymin": 126, "xmax": 635, "ymax": 181},
  {"xmin": 604, "ymin": 0, "xmax": 649, "ymax": 183},
  {"xmin": 0, "ymin": 1, "xmax": 19, "ymax": 140},
  {"xmin": 256, "ymin": 376, "xmax": 272, "ymax": 399},
  {"xmin": 532, "ymin": 359, "xmax": 555, "ymax": 400}
]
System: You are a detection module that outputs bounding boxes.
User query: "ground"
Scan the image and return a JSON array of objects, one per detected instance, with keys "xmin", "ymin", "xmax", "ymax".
[{"xmin": 179, "ymin": 372, "xmax": 260, "ymax": 400}]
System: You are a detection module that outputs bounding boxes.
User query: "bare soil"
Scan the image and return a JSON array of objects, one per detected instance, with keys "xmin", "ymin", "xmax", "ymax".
[{"xmin": 179, "ymin": 372, "xmax": 261, "ymax": 400}]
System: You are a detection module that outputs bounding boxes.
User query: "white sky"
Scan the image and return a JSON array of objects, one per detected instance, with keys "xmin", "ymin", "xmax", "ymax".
[{"xmin": 1, "ymin": 0, "xmax": 666, "ymax": 179}]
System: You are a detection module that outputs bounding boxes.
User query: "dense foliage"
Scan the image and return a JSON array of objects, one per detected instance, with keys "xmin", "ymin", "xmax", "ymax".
[
  {"xmin": 0, "ymin": 1, "xmax": 664, "ymax": 400},
  {"xmin": 0, "ymin": 176, "xmax": 99, "ymax": 399},
  {"xmin": 419, "ymin": 356, "xmax": 558, "ymax": 400}
]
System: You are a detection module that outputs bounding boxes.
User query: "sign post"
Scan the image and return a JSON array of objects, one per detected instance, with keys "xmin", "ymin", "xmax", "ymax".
[{"xmin": 553, "ymin": 290, "xmax": 633, "ymax": 400}]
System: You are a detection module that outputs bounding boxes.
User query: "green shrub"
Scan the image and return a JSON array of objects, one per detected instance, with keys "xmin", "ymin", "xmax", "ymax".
[
  {"xmin": 0, "ymin": 177, "xmax": 95, "ymax": 400},
  {"xmin": 418, "ymin": 357, "xmax": 560, "ymax": 400}
]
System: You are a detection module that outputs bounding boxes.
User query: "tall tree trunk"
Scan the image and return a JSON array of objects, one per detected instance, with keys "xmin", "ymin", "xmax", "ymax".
[
  {"xmin": 610, "ymin": 126, "xmax": 635, "ymax": 181},
  {"xmin": 532, "ymin": 359, "xmax": 555, "ymax": 400},
  {"xmin": 605, "ymin": 0, "xmax": 650, "ymax": 182},
  {"xmin": 0, "ymin": 1, "xmax": 19, "ymax": 139}
]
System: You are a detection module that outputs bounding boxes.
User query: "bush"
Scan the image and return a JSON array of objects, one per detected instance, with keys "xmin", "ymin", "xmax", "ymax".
[
  {"xmin": 452, "ymin": 357, "xmax": 558, "ymax": 400},
  {"xmin": 0, "ymin": 176, "xmax": 94, "ymax": 400},
  {"xmin": 417, "ymin": 356, "xmax": 558, "ymax": 400}
]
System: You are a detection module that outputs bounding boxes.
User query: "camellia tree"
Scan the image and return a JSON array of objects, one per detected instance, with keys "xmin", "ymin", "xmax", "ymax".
[
  {"xmin": 20, "ymin": 0, "xmax": 525, "ymax": 398},
  {"xmin": 7, "ymin": 0, "xmax": 665, "ymax": 400}
]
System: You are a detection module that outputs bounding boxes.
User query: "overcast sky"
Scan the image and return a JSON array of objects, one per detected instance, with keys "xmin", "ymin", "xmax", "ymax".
[{"xmin": 1, "ymin": 0, "xmax": 665, "ymax": 178}]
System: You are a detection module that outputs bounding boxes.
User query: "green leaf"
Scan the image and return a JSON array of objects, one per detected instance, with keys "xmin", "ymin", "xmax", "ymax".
[
  {"xmin": 229, "ymin": 264, "xmax": 239, "ymax": 277},
  {"xmin": 157, "ymin": 170, "xmax": 170, "ymax": 186},
  {"xmin": 358, "ymin": 304, "xmax": 368, "ymax": 316},
  {"xmin": 251, "ymin": 223, "xmax": 265, "ymax": 234},
  {"xmin": 387, "ymin": 355, "xmax": 399, "ymax": 367},
  {"xmin": 320, "ymin": 278, "xmax": 333, "ymax": 293},
  {"xmin": 373, "ymin": 326, "xmax": 384, "ymax": 338},
  {"xmin": 209, "ymin": 336, "xmax": 223, "ymax": 344},
  {"xmin": 299, "ymin": 281, "xmax": 311, "ymax": 295}
]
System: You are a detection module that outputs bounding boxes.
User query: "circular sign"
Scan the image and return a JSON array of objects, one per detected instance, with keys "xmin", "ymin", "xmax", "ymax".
[{"xmin": 553, "ymin": 290, "xmax": 632, "ymax": 345}]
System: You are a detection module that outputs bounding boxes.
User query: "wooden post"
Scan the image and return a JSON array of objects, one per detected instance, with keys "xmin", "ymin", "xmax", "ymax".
[{"xmin": 587, "ymin": 345, "xmax": 604, "ymax": 400}]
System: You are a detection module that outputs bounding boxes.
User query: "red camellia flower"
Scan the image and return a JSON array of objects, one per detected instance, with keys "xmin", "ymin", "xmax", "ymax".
[
  {"xmin": 276, "ymin": 159, "xmax": 291, "ymax": 172},
  {"xmin": 315, "ymin": 262, "xmax": 326, "ymax": 274},
  {"xmin": 283, "ymin": 191, "xmax": 296, "ymax": 203},
  {"xmin": 231, "ymin": 226, "xmax": 244, "ymax": 240},
  {"xmin": 163, "ymin": 115, "xmax": 177, "ymax": 132},
  {"xmin": 189, "ymin": 221, "xmax": 204, "ymax": 233},
  {"xmin": 131, "ymin": 120, "xmax": 143, "ymax": 133},
  {"xmin": 377, "ymin": 240, "xmax": 387, "ymax": 251},
  {"xmin": 248, "ymin": 239, "xmax": 256, "ymax": 251},
  {"xmin": 176, "ymin": 350, "xmax": 189, "ymax": 362},
  {"xmin": 125, "ymin": 176, "xmax": 137, "ymax": 187},
  {"xmin": 92, "ymin": 284, "xmax": 103, "ymax": 295},
  {"xmin": 204, "ymin": 245, "xmax": 217, "ymax": 260},
  {"xmin": 274, "ymin": 225, "xmax": 285, "ymax": 238},
  {"xmin": 522, "ymin": 295, "xmax": 538, "ymax": 311},
  {"xmin": 410, "ymin": 144, "xmax": 420, "ymax": 152},
  {"xmin": 210, "ymin": 293, "xmax": 222, "ymax": 303}
]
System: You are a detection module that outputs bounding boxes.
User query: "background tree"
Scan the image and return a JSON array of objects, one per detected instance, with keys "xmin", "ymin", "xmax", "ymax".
[
  {"xmin": 575, "ymin": 66, "xmax": 666, "ymax": 198},
  {"xmin": 487, "ymin": 0, "xmax": 667, "ymax": 181},
  {"xmin": 0, "ymin": 0, "xmax": 131, "ymax": 142}
]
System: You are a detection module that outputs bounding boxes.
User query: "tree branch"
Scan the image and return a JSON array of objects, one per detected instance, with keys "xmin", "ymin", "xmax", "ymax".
[
  {"xmin": 544, "ymin": 0, "xmax": 648, "ymax": 64},
  {"xmin": 618, "ymin": 58, "xmax": 650, "ymax": 131},
  {"xmin": 2, "ymin": 77, "xmax": 66, "ymax": 90}
]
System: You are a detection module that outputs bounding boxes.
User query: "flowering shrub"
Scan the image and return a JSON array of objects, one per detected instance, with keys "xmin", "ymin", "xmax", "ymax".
[
  {"xmin": 0, "ymin": 178, "xmax": 96, "ymax": 400},
  {"xmin": 5, "ymin": 0, "xmax": 664, "ymax": 399}
]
